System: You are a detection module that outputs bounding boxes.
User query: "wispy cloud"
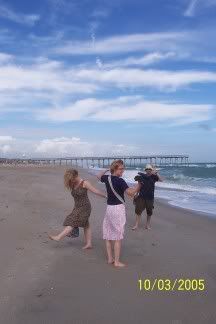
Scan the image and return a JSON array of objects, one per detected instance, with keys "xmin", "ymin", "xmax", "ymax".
[
  {"xmin": 0, "ymin": 52, "xmax": 13, "ymax": 64},
  {"xmin": 47, "ymin": 0, "xmax": 77, "ymax": 25},
  {"xmin": 184, "ymin": 0, "xmax": 216, "ymax": 17},
  {"xmin": 0, "ymin": 59, "xmax": 98, "ymax": 95},
  {"xmin": 35, "ymin": 137, "xmax": 91, "ymax": 156},
  {"xmin": 1, "ymin": 56, "xmax": 216, "ymax": 121},
  {"xmin": 7, "ymin": 136, "xmax": 137, "ymax": 158},
  {"xmin": 0, "ymin": 3, "xmax": 40, "ymax": 26},
  {"xmin": 0, "ymin": 135, "xmax": 140, "ymax": 158},
  {"xmin": 89, "ymin": 21, "xmax": 99, "ymax": 48},
  {"xmin": 0, "ymin": 135, "xmax": 14, "ymax": 154},
  {"xmin": 184, "ymin": 0, "xmax": 199, "ymax": 17},
  {"xmin": 55, "ymin": 31, "xmax": 187, "ymax": 55},
  {"xmin": 103, "ymin": 52, "xmax": 176, "ymax": 69},
  {"xmin": 38, "ymin": 96, "xmax": 213, "ymax": 125},
  {"xmin": 35, "ymin": 137, "xmax": 139, "ymax": 157},
  {"xmin": 0, "ymin": 135, "xmax": 13, "ymax": 142},
  {"xmin": 91, "ymin": 8, "xmax": 110, "ymax": 18},
  {"xmin": 0, "ymin": 29, "xmax": 14, "ymax": 44},
  {"xmin": 75, "ymin": 67, "xmax": 216, "ymax": 91}
]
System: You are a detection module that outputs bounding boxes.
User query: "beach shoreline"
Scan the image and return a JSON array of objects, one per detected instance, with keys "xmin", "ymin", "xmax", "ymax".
[
  {"xmin": 0, "ymin": 165, "xmax": 216, "ymax": 323},
  {"xmin": 86, "ymin": 166, "xmax": 216, "ymax": 220}
]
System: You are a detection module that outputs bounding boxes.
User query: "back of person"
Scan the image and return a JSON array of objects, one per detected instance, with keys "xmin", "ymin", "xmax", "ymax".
[
  {"xmin": 71, "ymin": 181, "xmax": 90, "ymax": 207},
  {"xmin": 136, "ymin": 172, "xmax": 159, "ymax": 200}
]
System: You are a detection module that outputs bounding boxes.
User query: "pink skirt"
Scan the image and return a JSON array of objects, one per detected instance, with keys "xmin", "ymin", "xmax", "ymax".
[{"xmin": 103, "ymin": 204, "xmax": 126, "ymax": 240}]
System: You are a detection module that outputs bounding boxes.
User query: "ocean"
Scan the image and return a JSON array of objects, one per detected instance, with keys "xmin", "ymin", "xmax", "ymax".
[{"xmin": 89, "ymin": 163, "xmax": 216, "ymax": 217}]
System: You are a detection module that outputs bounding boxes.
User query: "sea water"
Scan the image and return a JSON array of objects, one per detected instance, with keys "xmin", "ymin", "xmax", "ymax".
[{"xmin": 89, "ymin": 163, "xmax": 216, "ymax": 217}]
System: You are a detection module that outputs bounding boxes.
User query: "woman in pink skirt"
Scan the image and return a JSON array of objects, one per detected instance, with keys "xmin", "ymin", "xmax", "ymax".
[{"xmin": 97, "ymin": 160, "xmax": 140, "ymax": 268}]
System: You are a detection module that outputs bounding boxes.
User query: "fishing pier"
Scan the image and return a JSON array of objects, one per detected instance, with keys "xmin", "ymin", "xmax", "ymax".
[{"xmin": 1, "ymin": 155, "xmax": 189, "ymax": 168}]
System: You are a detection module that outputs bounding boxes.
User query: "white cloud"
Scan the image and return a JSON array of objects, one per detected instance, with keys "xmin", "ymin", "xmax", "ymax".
[
  {"xmin": 91, "ymin": 8, "xmax": 110, "ymax": 18},
  {"xmin": 55, "ymin": 31, "xmax": 187, "ymax": 55},
  {"xmin": 91, "ymin": 8, "xmax": 110, "ymax": 19},
  {"xmin": 96, "ymin": 57, "xmax": 103, "ymax": 68},
  {"xmin": 104, "ymin": 52, "xmax": 176, "ymax": 68},
  {"xmin": 34, "ymin": 137, "xmax": 138, "ymax": 157},
  {"xmin": 0, "ymin": 52, "xmax": 13, "ymax": 64},
  {"xmin": 0, "ymin": 135, "xmax": 14, "ymax": 155},
  {"xmin": 0, "ymin": 144, "xmax": 11, "ymax": 154},
  {"xmin": 0, "ymin": 59, "xmax": 98, "ymax": 95},
  {"xmin": 75, "ymin": 67, "xmax": 216, "ymax": 91},
  {"xmin": 0, "ymin": 3, "xmax": 40, "ymax": 26},
  {"xmin": 35, "ymin": 137, "xmax": 92, "ymax": 156},
  {"xmin": 90, "ymin": 21, "xmax": 98, "ymax": 48},
  {"xmin": 0, "ymin": 135, "xmax": 13, "ymax": 142},
  {"xmin": 184, "ymin": 0, "xmax": 216, "ymax": 17},
  {"xmin": 0, "ymin": 133, "xmax": 140, "ymax": 158},
  {"xmin": 184, "ymin": 0, "xmax": 199, "ymax": 17},
  {"xmin": 1, "ymin": 55, "xmax": 216, "ymax": 120},
  {"xmin": 38, "ymin": 96, "xmax": 213, "ymax": 125},
  {"xmin": 53, "ymin": 28, "xmax": 216, "ymax": 67},
  {"xmin": 0, "ymin": 29, "xmax": 13, "ymax": 44}
]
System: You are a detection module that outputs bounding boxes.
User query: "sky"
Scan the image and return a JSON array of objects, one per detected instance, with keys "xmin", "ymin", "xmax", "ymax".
[{"xmin": 0, "ymin": 0, "xmax": 216, "ymax": 161}]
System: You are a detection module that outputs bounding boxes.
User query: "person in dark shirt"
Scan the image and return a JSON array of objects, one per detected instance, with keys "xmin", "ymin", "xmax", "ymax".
[
  {"xmin": 132, "ymin": 164, "xmax": 163, "ymax": 230},
  {"xmin": 97, "ymin": 160, "xmax": 140, "ymax": 268}
]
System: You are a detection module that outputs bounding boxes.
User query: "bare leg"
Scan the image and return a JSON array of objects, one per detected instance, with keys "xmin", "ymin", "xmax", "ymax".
[
  {"xmin": 132, "ymin": 214, "xmax": 141, "ymax": 230},
  {"xmin": 49, "ymin": 226, "xmax": 72, "ymax": 241},
  {"xmin": 105, "ymin": 240, "xmax": 114, "ymax": 264},
  {"xmin": 114, "ymin": 240, "xmax": 125, "ymax": 267},
  {"xmin": 145, "ymin": 214, "xmax": 152, "ymax": 230},
  {"xmin": 83, "ymin": 225, "xmax": 92, "ymax": 249}
]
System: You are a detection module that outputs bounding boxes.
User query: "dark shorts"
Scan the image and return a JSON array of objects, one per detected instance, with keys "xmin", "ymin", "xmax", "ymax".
[{"xmin": 134, "ymin": 197, "xmax": 154, "ymax": 216}]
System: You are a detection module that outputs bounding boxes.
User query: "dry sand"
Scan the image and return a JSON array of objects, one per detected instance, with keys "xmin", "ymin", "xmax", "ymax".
[{"xmin": 0, "ymin": 165, "xmax": 216, "ymax": 324}]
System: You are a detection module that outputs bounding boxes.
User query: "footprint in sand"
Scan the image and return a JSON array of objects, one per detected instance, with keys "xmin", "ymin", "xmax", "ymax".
[
  {"xmin": 16, "ymin": 247, "xmax": 24, "ymax": 251},
  {"xmin": 0, "ymin": 218, "xmax": 6, "ymax": 222},
  {"xmin": 36, "ymin": 293, "xmax": 43, "ymax": 298}
]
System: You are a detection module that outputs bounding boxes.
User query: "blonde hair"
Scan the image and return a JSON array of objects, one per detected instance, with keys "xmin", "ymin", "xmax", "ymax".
[
  {"xmin": 110, "ymin": 159, "xmax": 124, "ymax": 174},
  {"xmin": 64, "ymin": 169, "xmax": 78, "ymax": 190}
]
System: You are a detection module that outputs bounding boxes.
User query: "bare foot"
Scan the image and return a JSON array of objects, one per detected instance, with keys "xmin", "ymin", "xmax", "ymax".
[
  {"xmin": 107, "ymin": 259, "xmax": 114, "ymax": 265},
  {"xmin": 114, "ymin": 261, "xmax": 126, "ymax": 268},
  {"xmin": 82, "ymin": 245, "xmax": 93, "ymax": 250},
  {"xmin": 132, "ymin": 225, "xmax": 138, "ymax": 230},
  {"xmin": 145, "ymin": 225, "xmax": 151, "ymax": 230},
  {"xmin": 48, "ymin": 234, "xmax": 60, "ymax": 242}
]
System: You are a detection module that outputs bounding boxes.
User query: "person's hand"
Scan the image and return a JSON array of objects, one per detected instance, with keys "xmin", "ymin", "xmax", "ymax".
[{"xmin": 134, "ymin": 175, "xmax": 140, "ymax": 181}]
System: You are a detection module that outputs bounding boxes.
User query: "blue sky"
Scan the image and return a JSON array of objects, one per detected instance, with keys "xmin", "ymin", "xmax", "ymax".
[{"xmin": 0, "ymin": 0, "xmax": 216, "ymax": 161}]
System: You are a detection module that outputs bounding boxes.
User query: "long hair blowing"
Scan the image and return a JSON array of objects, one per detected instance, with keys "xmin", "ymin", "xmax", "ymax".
[{"xmin": 64, "ymin": 169, "xmax": 78, "ymax": 190}]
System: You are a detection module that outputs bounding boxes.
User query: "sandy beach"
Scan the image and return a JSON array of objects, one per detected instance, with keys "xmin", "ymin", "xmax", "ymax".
[{"xmin": 0, "ymin": 165, "xmax": 216, "ymax": 324}]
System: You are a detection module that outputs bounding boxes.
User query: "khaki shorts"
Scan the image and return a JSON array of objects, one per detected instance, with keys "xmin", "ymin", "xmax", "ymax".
[{"xmin": 134, "ymin": 197, "xmax": 154, "ymax": 216}]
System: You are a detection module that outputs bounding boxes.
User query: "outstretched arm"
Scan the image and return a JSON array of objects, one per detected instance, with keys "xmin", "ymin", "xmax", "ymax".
[
  {"xmin": 84, "ymin": 180, "xmax": 107, "ymax": 198},
  {"xmin": 96, "ymin": 168, "xmax": 109, "ymax": 181},
  {"xmin": 151, "ymin": 167, "xmax": 163, "ymax": 182},
  {"xmin": 157, "ymin": 173, "xmax": 163, "ymax": 182},
  {"xmin": 153, "ymin": 169, "xmax": 163, "ymax": 182},
  {"xmin": 126, "ymin": 183, "xmax": 141, "ymax": 197}
]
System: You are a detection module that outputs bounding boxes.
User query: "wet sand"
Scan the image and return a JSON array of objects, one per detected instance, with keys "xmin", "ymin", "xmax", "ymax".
[{"xmin": 0, "ymin": 165, "xmax": 216, "ymax": 324}]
